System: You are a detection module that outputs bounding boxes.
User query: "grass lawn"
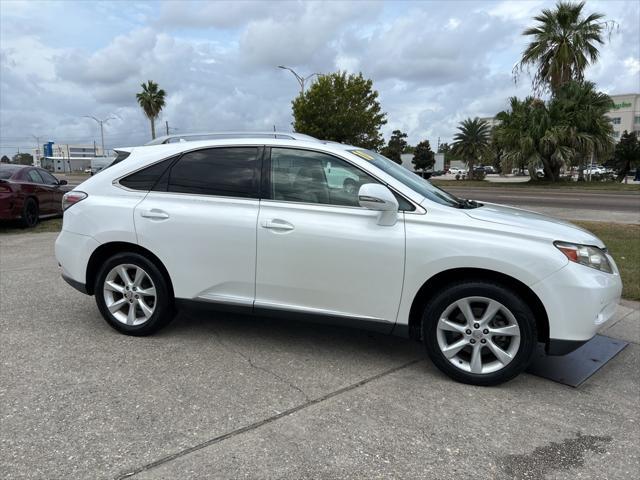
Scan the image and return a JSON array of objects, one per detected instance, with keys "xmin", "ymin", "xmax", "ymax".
[
  {"xmin": 1, "ymin": 218, "xmax": 637, "ymax": 300},
  {"xmin": 431, "ymin": 179, "xmax": 640, "ymax": 192},
  {"xmin": 0, "ymin": 217, "xmax": 62, "ymax": 234},
  {"xmin": 574, "ymin": 221, "xmax": 640, "ymax": 301}
]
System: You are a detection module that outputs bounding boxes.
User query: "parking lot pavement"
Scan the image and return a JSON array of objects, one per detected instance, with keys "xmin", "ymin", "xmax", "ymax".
[{"xmin": 1, "ymin": 232, "xmax": 639, "ymax": 480}]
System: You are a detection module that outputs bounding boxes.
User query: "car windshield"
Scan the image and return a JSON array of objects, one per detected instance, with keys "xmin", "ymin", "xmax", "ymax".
[{"xmin": 347, "ymin": 149, "xmax": 471, "ymax": 209}]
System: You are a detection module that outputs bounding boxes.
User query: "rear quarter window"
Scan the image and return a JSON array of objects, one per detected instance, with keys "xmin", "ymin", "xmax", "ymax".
[{"xmin": 119, "ymin": 157, "xmax": 176, "ymax": 191}]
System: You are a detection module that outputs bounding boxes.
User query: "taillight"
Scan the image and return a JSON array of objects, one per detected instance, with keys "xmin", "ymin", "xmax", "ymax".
[
  {"xmin": 62, "ymin": 191, "xmax": 88, "ymax": 211},
  {"xmin": 0, "ymin": 184, "xmax": 12, "ymax": 193}
]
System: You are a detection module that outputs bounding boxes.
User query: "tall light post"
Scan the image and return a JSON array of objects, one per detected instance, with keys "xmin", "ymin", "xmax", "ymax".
[
  {"xmin": 277, "ymin": 65, "xmax": 321, "ymax": 95},
  {"xmin": 31, "ymin": 134, "xmax": 42, "ymax": 166},
  {"xmin": 83, "ymin": 115, "xmax": 115, "ymax": 156}
]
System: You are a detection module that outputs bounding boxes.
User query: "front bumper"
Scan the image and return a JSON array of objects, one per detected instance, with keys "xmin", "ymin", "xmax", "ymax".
[{"xmin": 531, "ymin": 258, "xmax": 623, "ymax": 352}]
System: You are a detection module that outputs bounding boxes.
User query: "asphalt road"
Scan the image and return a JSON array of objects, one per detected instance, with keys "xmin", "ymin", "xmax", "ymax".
[
  {"xmin": 443, "ymin": 187, "xmax": 640, "ymax": 212},
  {"xmin": 442, "ymin": 187, "xmax": 640, "ymax": 223},
  {"xmin": 1, "ymin": 232, "xmax": 639, "ymax": 479}
]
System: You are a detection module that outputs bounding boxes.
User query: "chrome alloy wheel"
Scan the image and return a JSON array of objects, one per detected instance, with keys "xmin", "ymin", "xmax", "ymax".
[
  {"xmin": 436, "ymin": 296, "xmax": 521, "ymax": 375},
  {"xmin": 103, "ymin": 264, "xmax": 157, "ymax": 326}
]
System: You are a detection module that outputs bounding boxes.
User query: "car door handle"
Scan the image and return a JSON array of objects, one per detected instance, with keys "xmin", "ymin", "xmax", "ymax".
[
  {"xmin": 261, "ymin": 219, "xmax": 294, "ymax": 231},
  {"xmin": 140, "ymin": 209, "xmax": 170, "ymax": 220}
]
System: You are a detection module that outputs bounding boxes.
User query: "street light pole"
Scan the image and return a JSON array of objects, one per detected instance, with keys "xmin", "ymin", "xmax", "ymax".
[
  {"xmin": 83, "ymin": 115, "xmax": 115, "ymax": 156},
  {"xmin": 277, "ymin": 65, "xmax": 321, "ymax": 95},
  {"xmin": 31, "ymin": 134, "xmax": 42, "ymax": 166}
]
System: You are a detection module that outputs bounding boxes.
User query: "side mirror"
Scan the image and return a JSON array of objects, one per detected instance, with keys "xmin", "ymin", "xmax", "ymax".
[
  {"xmin": 58, "ymin": 179, "xmax": 68, "ymax": 185},
  {"xmin": 358, "ymin": 183, "xmax": 398, "ymax": 226}
]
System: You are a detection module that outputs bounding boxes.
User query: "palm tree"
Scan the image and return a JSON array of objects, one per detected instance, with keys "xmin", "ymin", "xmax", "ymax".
[
  {"xmin": 494, "ymin": 81, "xmax": 614, "ymax": 182},
  {"xmin": 515, "ymin": 1, "xmax": 612, "ymax": 95},
  {"xmin": 451, "ymin": 118, "xmax": 491, "ymax": 176},
  {"xmin": 136, "ymin": 80, "xmax": 166, "ymax": 140},
  {"xmin": 550, "ymin": 81, "xmax": 614, "ymax": 179}
]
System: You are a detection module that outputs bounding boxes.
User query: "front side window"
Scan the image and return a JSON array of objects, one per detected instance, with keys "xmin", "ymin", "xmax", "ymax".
[
  {"xmin": 348, "ymin": 149, "xmax": 465, "ymax": 208},
  {"xmin": 168, "ymin": 147, "xmax": 259, "ymax": 198},
  {"xmin": 38, "ymin": 169, "xmax": 58, "ymax": 185},
  {"xmin": 270, "ymin": 148, "xmax": 379, "ymax": 207}
]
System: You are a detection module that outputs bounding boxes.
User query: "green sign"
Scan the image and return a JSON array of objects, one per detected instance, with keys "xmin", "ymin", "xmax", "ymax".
[{"xmin": 612, "ymin": 101, "xmax": 632, "ymax": 110}]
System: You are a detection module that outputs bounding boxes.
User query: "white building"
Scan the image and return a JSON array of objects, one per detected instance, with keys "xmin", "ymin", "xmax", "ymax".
[
  {"xmin": 33, "ymin": 143, "xmax": 105, "ymax": 171},
  {"xmin": 605, "ymin": 94, "xmax": 640, "ymax": 141}
]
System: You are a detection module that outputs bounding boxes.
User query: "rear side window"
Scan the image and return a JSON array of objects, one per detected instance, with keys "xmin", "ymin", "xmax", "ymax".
[
  {"xmin": 167, "ymin": 147, "xmax": 259, "ymax": 198},
  {"xmin": 27, "ymin": 170, "xmax": 44, "ymax": 184},
  {"xmin": 120, "ymin": 157, "xmax": 175, "ymax": 191}
]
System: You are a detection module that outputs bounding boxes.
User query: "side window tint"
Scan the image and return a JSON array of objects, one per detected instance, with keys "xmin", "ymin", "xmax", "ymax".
[
  {"xmin": 27, "ymin": 170, "xmax": 44, "ymax": 184},
  {"xmin": 168, "ymin": 147, "xmax": 259, "ymax": 198},
  {"xmin": 39, "ymin": 170, "xmax": 58, "ymax": 185},
  {"xmin": 270, "ymin": 148, "xmax": 379, "ymax": 207},
  {"xmin": 120, "ymin": 157, "xmax": 176, "ymax": 191}
]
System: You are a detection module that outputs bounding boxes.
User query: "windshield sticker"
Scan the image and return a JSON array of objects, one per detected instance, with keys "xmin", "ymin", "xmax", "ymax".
[{"xmin": 350, "ymin": 150, "xmax": 375, "ymax": 161}]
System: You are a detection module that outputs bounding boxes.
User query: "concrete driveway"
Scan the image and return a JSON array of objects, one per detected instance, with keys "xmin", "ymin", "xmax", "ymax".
[{"xmin": 1, "ymin": 232, "xmax": 638, "ymax": 479}]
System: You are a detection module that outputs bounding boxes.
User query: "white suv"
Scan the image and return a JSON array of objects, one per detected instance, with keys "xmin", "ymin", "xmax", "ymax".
[{"xmin": 55, "ymin": 133, "xmax": 622, "ymax": 385}]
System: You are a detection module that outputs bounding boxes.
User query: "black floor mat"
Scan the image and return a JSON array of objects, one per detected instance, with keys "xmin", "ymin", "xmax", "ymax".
[{"xmin": 526, "ymin": 335, "xmax": 629, "ymax": 387}]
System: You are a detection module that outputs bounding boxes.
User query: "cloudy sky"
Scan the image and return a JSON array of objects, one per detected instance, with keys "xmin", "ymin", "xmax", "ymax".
[{"xmin": 1, "ymin": 0, "xmax": 639, "ymax": 157}]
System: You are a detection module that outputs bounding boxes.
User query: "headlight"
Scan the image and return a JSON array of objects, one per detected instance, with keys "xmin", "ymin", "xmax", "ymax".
[{"xmin": 554, "ymin": 241, "xmax": 613, "ymax": 273}]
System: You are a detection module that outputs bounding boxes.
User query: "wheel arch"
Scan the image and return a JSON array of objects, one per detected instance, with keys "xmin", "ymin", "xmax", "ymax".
[
  {"xmin": 407, "ymin": 267, "xmax": 549, "ymax": 343},
  {"xmin": 85, "ymin": 241, "xmax": 174, "ymax": 299}
]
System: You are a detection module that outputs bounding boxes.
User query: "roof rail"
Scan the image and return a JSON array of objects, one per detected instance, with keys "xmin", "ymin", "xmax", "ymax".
[{"xmin": 145, "ymin": 131, "xmax": 319, "ymax": 146}]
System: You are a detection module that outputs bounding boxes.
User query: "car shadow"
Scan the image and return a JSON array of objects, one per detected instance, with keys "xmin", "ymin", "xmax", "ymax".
[{"xmin": 157, "ymin": 307, "xmax": 424, "ymax": 362}]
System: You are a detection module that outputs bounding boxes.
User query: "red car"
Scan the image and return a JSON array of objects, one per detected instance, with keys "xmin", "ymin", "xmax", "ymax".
[{"xmin": 0, "ymin": 165, "xmax": 71, "ymax": 227}]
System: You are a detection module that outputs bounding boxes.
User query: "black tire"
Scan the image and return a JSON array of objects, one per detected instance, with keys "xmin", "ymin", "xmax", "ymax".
[
  {"xmin": 95, "ymin": 252, "xmax": 175, "ymax": 336},
  {"xmin": 21, "ymin": 198, "xmax": 39, "ymax": 228},
  {"xmin": 422, "ymin": 281, "xmax": 537, "ymax": 386}
]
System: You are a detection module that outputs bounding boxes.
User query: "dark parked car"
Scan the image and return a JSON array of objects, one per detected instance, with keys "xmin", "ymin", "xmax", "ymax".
[{"xmin": 0, "ymin": 165, "xmax": 70, "ymax": 227}]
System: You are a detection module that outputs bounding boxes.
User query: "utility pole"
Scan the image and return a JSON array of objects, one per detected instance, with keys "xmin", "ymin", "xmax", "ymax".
[
  {"xmin": 277, "ymin": 65, "xmax": 321, "ymax": 95},
  {"xmin": 83, "ymin": 115, "xmax": 115, "ymax": 156}
]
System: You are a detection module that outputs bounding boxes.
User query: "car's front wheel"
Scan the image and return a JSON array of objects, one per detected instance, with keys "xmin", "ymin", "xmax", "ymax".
[
  {"xmin": 422, "ymin": 281, "xmax": 537, "ymax": 386},
  {"xmin": 95, "ymin": 252, "xmax": 175, "ymax": 336}
]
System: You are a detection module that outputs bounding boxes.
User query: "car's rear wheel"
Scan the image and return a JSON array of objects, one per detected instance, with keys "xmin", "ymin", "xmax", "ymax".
[
  {"xmin": 422, "ymin": 281, "xmax": 537, "ymax": 386},
  {"xmin": 21, "ymin": 198, "xmax": 39, "ymax": 228},
  {"xmin": 95, "ymin": 252, "xmax": 174, "ymax": 336}
]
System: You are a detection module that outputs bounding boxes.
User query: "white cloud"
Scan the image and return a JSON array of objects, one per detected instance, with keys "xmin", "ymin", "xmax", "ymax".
[{"xmin": 1, "ymin": 0, "xmax": 638, "ymax": 156}]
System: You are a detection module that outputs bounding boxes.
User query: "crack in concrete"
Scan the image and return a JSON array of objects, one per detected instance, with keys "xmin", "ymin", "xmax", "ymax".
[
  {"xmin": 114, "ymin": 358, "xmax": 423, "ymax": 479},
  {"xmin": 209, "ymin": 328, "xmax": 312, "ymax": 402}
]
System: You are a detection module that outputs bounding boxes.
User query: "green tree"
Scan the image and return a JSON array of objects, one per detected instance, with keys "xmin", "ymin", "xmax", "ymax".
[
  {"xmin": 292, "ymin": 72, "xmax": 387, "ymax": 150},
  {"xmin": 494, "ymin": 81, "xmax": 613, "ymax": 181},
  {"xmin": 412, "ymin": 140, "xmax": 435, "ymax": 175},
  {"xmin": 495, "ymin": 97, "xmax": 566, "ymax": 181},
  {"xmin": 437, "ymin": 142, "xmax": 450, "ymax": 154},
  {"xmin": 380, "ymin": 130, "xmax": 408, "ymax": 164},
  {"xmin": 12, "ymin": 153, "xmax": 34, "ymax": 165},
  {"xmin": 451, "ymin": 118, "xmax": 491, "ymax": 175},
  {"xmin": 551, "ymin": 80, "xmax": 614, "ymax": 179},
  {"xmin": 515, "ymin": 1, "xmax": 612, "ymax": 95},
  {"xmin": 136, "ymin": 80, "xmax": 166, "ymax": 140},
  {"xmin": 610, "ymin": 131, "xmax": 640, "ymax": 182},
  {"xmin": 0, "ymin": 155, "xmax": 9, "ymax": 163}
]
